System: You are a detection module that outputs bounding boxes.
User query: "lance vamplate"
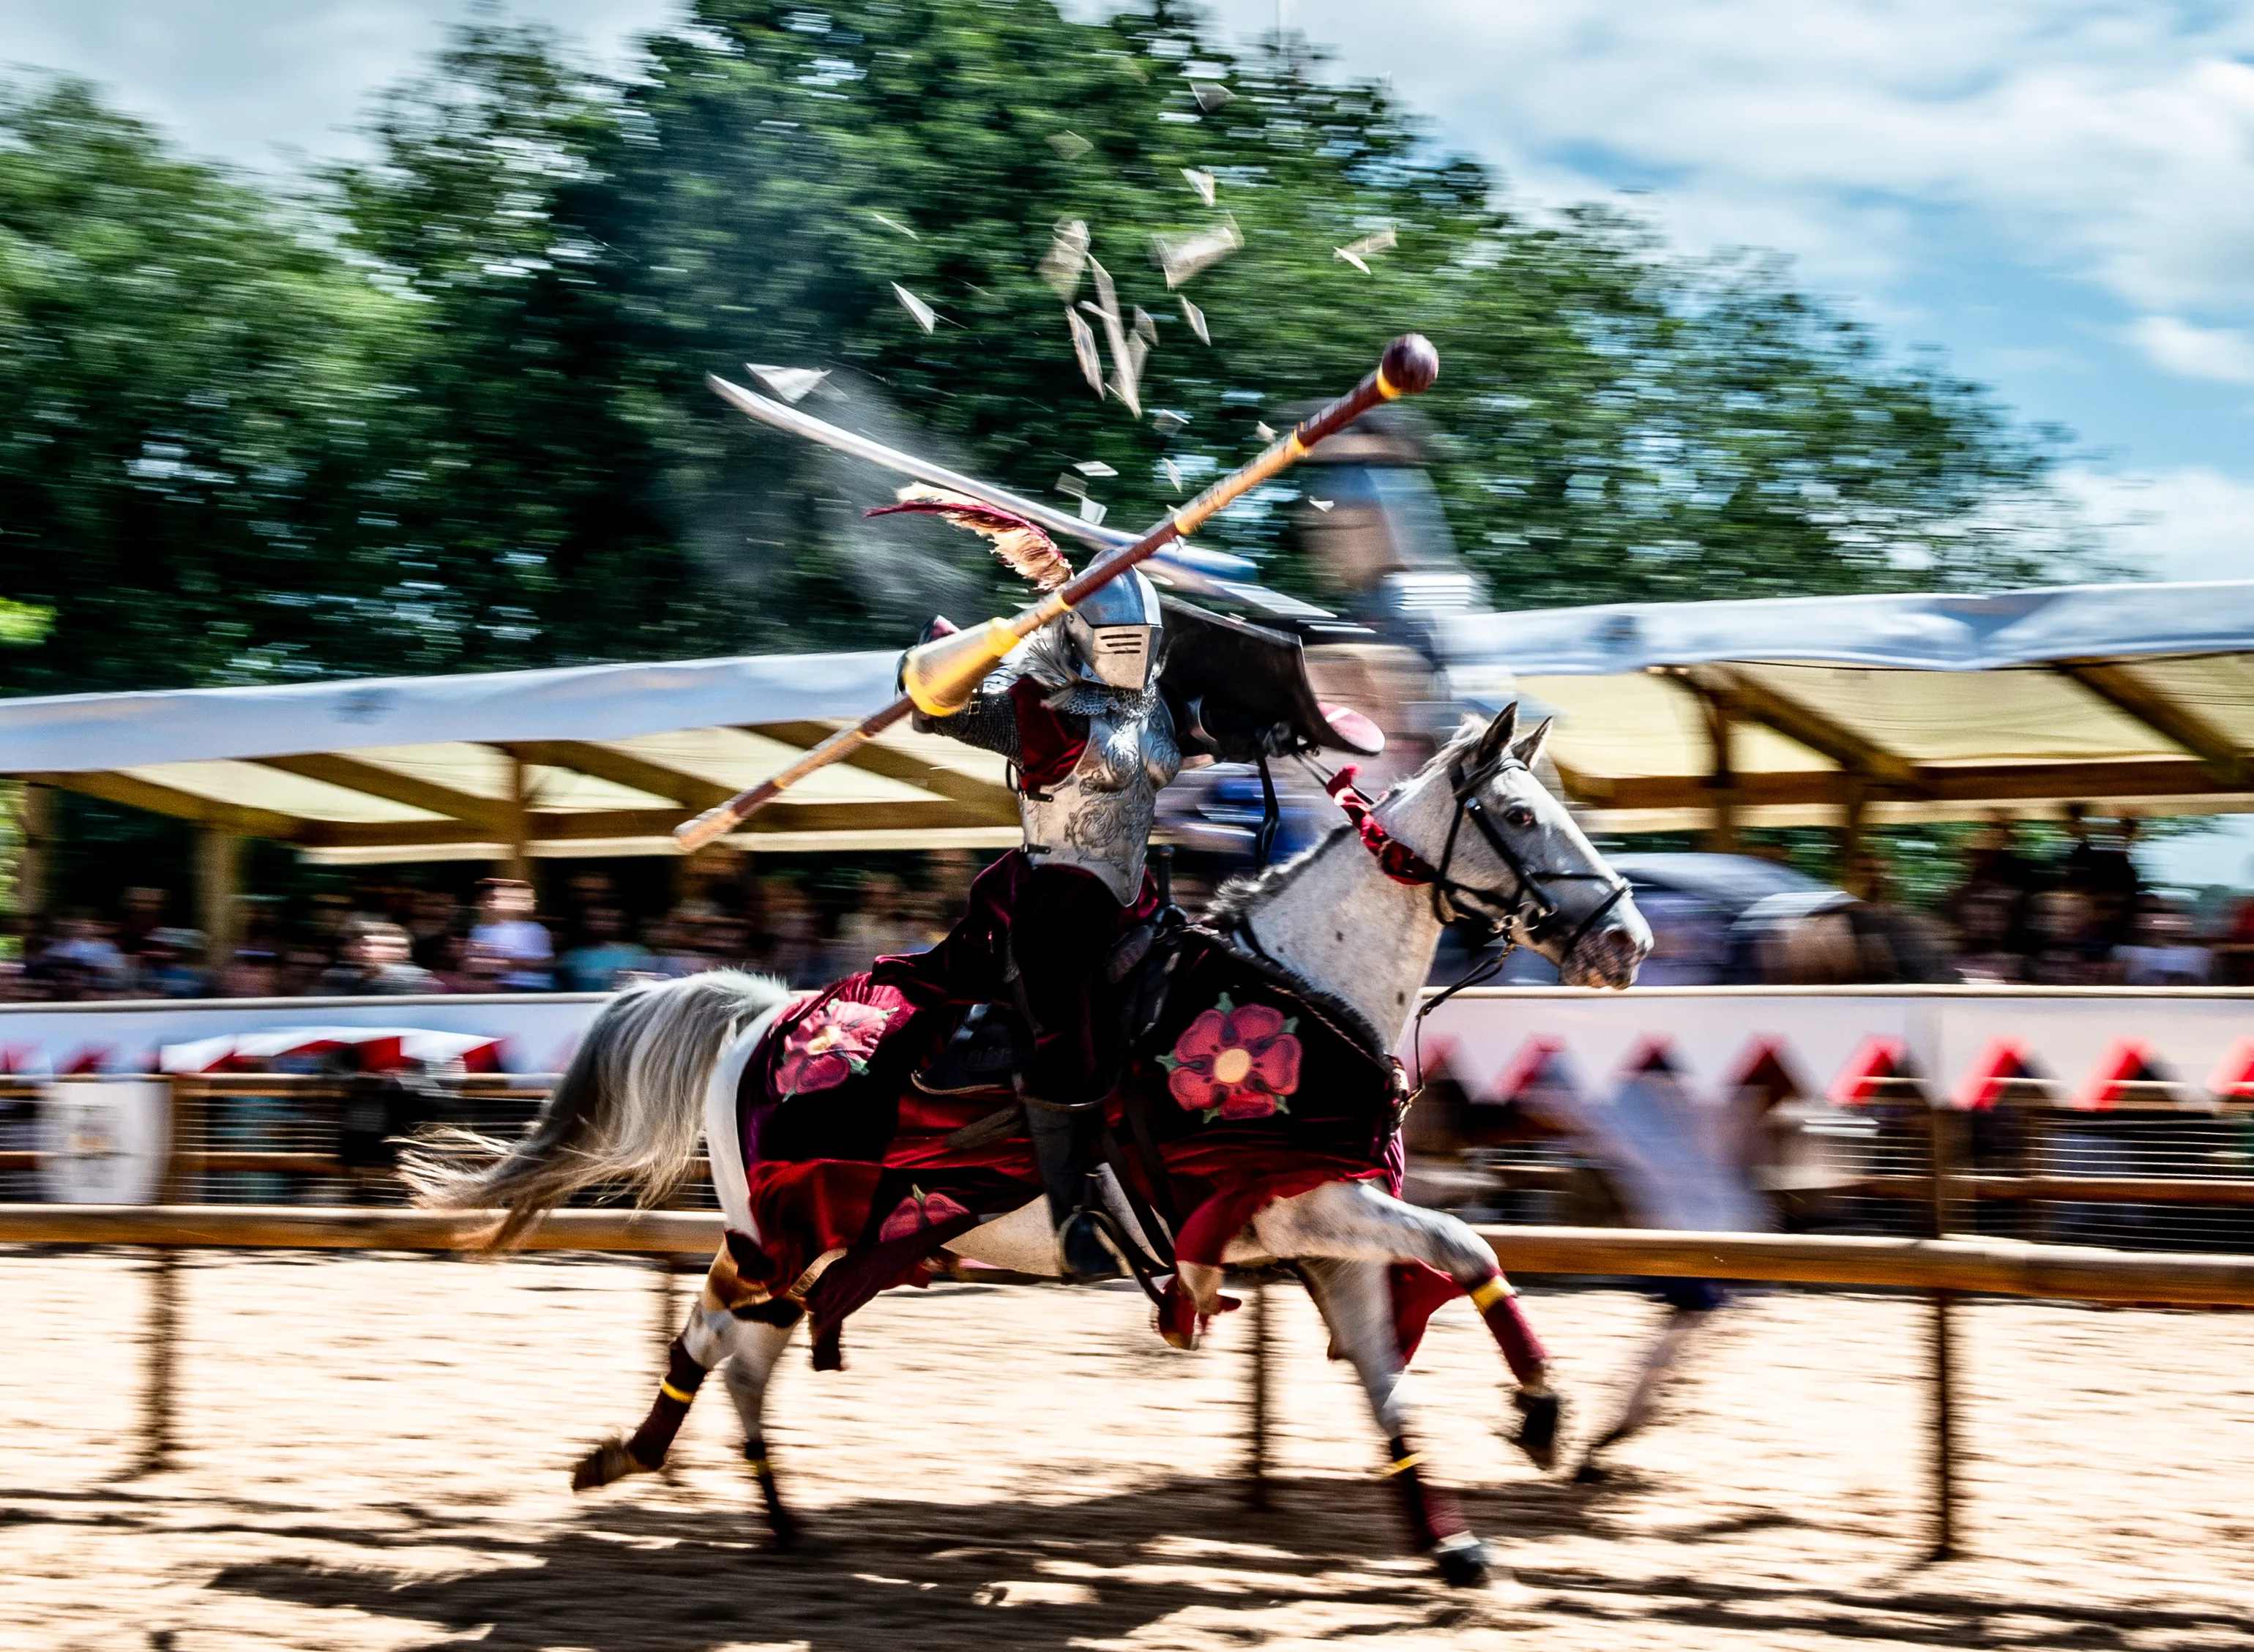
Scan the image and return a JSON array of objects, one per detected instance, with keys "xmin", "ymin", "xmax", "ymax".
[{"xmin": 672, "ymin": 332, "xmax": 1441, "ymax": 852}]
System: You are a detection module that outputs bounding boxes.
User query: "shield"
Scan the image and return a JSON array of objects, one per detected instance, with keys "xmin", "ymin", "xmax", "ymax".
[{"xmin": 1159, "ymin": 598, "xmax": 1386, "ymax": 762}]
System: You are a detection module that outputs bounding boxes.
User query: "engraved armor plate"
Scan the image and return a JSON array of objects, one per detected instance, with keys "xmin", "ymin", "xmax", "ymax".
[{"xmin": 1022, "ymin": 689, "xmax": 1180, "ymax": 903}]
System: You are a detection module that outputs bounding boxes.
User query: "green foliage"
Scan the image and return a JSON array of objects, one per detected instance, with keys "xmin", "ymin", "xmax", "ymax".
[{"xmin": 0, "ymin": 1, "xmax": 2104, "ymax": 694}]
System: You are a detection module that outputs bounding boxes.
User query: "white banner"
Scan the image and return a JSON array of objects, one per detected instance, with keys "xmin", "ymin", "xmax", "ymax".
[{"xmin": 38, "ymin": 1078, "xmax": 169, "ymax": 1204}]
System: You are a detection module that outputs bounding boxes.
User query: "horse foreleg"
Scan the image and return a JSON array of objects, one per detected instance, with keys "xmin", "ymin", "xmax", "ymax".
[
  {"xmin": 1251, "ymin": 1180, "xmax": 1562, "ymax": 1470},
  {"xmin": 717, "ymin": 1306, "xmax": 805, "ymax": 1549},
  {"xmin": 1300, "ymin": 1257, "xmax": 1490, "ymax": 1586},
  {"xmin": 1574, "ymin": 1299, "xmax": 1717, "ymax": 1484}
]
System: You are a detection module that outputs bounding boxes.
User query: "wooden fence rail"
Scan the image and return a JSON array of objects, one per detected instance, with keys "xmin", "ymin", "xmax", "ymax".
[{"xmin": 8, "ymin": 1203, "xmax": 2254, "ymax": 1306}]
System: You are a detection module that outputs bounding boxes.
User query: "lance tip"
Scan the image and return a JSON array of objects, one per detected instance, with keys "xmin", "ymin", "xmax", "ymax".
[{"xmin": 1380, "ymin": 334, "xmax": 1440, "ymax": 397}]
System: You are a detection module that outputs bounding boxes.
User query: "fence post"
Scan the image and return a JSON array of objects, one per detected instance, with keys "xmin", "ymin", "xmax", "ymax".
[
  {"xmin": 1245, "ymin": 1272, "xmax": 1271, "ymax": 1511},
  {"xmin": 139, "ymin": 1075, "xmax": 192, "ymax": 1475},
  {"xmin": 1923, "ymin": 1095, "xmax": 1958, "ymax": 1560}
]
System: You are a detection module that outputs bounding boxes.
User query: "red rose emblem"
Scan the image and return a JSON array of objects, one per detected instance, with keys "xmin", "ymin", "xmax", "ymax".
[
  {"xmin": 879, "ymin": 1186, "xmax": 970, "ymax": 1243},
  {"xmin": 1161, "ymin": 993, "xmax": 1302, "ymax": 1121},
  {"xmin": 774, "ymin": 997, "xmax": 897, "ymax": 1098}
]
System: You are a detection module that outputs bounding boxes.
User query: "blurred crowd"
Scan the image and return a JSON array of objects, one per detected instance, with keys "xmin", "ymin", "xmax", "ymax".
[
  {"xmin": 1941, "ymin": 812, "xmax": 2237, "ymax": 987},
  {"xmin": 1, "ymin": 854, "xmax": 981, "ymax": 1003},
  {"xmin": 7, "ymin": 812, "xmax": 2254, "ymax": 1002}
]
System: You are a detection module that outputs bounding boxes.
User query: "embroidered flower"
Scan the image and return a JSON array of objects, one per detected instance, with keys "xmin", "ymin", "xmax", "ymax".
[
  {"xmin": 1160, "ymin": 993, "xmax": 1302, "ymax": 1121},
  {"xmin": 879, "ymin": 1185, "xmax": 970, "ymax": 1243},
  {"xmin": 775, "ymin": 997, "xmax": 896, "ymax": 1097}
]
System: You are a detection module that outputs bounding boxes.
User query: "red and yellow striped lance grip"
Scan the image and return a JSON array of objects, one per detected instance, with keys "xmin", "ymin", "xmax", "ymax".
[{"xmin": 673, "ymin": 334, "xmax": 1439, "ymax": 851}]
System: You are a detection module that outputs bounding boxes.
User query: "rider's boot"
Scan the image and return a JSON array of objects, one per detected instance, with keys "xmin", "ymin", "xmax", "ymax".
[{"xmin": 1025, "ymin": 1096, "xmax": 1121, "ymax": 1282}]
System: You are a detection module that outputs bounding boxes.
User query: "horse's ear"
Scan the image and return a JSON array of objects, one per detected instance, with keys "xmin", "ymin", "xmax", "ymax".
[
  {"xmin": 1510, "ymin": 716, "xmax": 1553, "ymax": 769},
  {"xmin": 1473, "ymin": 702, "xmax": 1518, "ymax": 768}
]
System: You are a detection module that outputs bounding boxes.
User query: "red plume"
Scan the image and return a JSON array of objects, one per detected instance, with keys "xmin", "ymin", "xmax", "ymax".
[{"xmin": 865, "ymin": 485, "xmax": 1074, "ymax": 591}]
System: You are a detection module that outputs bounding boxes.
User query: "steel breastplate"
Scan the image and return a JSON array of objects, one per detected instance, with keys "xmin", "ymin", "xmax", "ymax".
[{"xmin": 1020, "ymin": 693, "xmax": 1180, "ymax": 904}]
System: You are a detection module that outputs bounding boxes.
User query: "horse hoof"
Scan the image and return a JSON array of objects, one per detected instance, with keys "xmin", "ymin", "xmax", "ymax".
[
  {"xmin": 570, "ymin": 1438, "xmax": 646, "ymax": 1492},
  {"xmin": 1430, "ymin": 1532, "xmax": 1494, "ymax": 1589},
  {"xmin": 1509, "ymin": 1390, "xmax": 1562, "ymax": 1473}
]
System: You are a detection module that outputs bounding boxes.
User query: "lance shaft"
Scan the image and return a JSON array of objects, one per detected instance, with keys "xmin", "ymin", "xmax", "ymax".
[{"xmin": 673, "ymin": 333, "xmax": 1438, "ymax": 851}]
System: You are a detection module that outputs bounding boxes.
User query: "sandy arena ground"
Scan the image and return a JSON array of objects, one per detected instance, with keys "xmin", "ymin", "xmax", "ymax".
[{"xmin": 6, "ymin": 1249, "xmax": 2254, "ymax": 1651}]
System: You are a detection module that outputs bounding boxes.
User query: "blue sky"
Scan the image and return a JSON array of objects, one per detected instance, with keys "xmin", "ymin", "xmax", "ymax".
[{"xmin": 9, "ymin": 0, "xmax": 2254, "ymax": 876}]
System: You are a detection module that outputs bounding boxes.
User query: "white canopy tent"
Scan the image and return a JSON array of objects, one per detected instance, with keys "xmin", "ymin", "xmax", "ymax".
[
  {"xmin": 1436, "ymin": 580, "xmax": 2254, "ymax": 836},
  {"xmin": 6, "ymin": 577, "xmax": 2254, "ymax": 938}
]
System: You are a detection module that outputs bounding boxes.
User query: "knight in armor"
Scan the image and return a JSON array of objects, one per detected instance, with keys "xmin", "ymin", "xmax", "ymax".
[{"xmin": 878, "ymin": 569, "xmax": 1179, "ymax": 1280}]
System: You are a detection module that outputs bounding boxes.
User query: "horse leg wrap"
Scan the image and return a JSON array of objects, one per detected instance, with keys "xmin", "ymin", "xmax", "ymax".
[
  {"xmin": 745, "ymin": 1438, "xmax": 797, "ymax": 1550},
  {"xmin": 1469, "ymin": 1274, "xmax": 1548, "ymax": 1388},
  {"xmin": 624, "ymin": 1336, "xmax": 709, "ymax": 1471},
  {"xmin": 1382, "ymin": 1435, "xmax": 1466, "ymax": 1552}
]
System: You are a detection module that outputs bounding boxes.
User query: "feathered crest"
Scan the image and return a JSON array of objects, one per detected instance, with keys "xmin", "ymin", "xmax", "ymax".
[{"xmin": 865, "ymin": 485, "xmax": 1075, "ymax": 591}]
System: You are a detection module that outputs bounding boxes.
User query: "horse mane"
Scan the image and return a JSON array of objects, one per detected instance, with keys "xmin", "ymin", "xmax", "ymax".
[{"xmin": 1202, "ymin": 822, "xmax": 1354, "ymax": 927}]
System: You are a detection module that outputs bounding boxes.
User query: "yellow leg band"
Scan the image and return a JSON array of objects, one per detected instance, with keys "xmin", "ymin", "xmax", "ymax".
[
  {"xmin": 659, "ymin": 1380, "xmax": 698, "ymax": 1405},
  {"xmin": 1381, "ymin": 1453, "xmax": 1423, "ymax": 1476},
  {"xmin": 1469, "ymin": 1276, "xmax": 1512, "ymax": 1312},
  {"xmin": 1376, "ymin": 367, "xmax": 1400, "ymax": 400},
  {"xmin": 745, "ymin": 1458, "xmax": 772, "ymax": 1476}
]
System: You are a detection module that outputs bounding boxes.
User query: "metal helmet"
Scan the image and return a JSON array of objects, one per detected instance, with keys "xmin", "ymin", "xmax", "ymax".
[{"xmin": 1063, "ymin": 567, "xmax": 1165, "ymax": 690}]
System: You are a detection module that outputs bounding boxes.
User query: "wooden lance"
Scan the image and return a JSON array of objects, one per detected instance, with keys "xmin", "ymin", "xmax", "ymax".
[{"xmin": 673, "ymin": 333, "xmax": 1440, "ymax": 851}]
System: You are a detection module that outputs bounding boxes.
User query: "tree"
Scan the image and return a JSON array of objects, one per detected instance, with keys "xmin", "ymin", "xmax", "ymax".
[{"xmin": 1, "ymin": 1, "xmax": 2102, "ymax": 696}]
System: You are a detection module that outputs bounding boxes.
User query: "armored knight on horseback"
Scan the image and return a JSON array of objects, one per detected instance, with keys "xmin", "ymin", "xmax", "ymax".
[{"xmin": 881, "ymin": 560, "xmax": 1181, "ymax": 1279}]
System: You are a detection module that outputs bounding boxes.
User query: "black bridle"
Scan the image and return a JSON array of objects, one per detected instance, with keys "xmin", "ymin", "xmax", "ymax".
[{"xmin": 1425, "ymin": 752, "xmax": 1632, "ymax": 965}]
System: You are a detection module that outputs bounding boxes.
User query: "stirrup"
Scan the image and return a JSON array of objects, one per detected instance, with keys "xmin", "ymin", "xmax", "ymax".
[{"xmin": 1056, "ymin": 1210, "xmax": 1124, "ymax": 1282}]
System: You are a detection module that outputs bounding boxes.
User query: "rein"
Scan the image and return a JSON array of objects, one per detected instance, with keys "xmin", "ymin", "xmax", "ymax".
[{"xmin": 1322, "ymin": 758, "xmax": 1632, "ymax": 1083}]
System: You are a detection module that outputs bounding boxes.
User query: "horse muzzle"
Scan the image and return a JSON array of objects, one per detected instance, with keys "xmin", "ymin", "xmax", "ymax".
[{"xmin": 1560, "ymin": 908, "xmax": 1651, "ymax": 990}]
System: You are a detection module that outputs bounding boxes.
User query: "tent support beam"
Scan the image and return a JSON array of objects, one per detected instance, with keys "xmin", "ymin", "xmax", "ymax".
[
  {"xmin": 500, "ymin": 741, "xmax": 736, "ymax": 812},
  {"xmin": 254, "ymin": 753, "xmax": 512, "ymax": 836},
  {"xmin": 754, "ymin": 721, "xmax": 1023, "ymax": 823},
  {"xmin": 196, "ymin": 829, "xmax": 241, "ymax": 963},
  {"xmin": 25, "ymin": 771, "xmax": 305, "ymax": 842},
  {"xmin": 1685, "ymin": 666, "xmax": 1918, "ymax": 788},
  {"xmin": 2053, "ymin": 663, "xmax": 2250, "ymax": 788}
]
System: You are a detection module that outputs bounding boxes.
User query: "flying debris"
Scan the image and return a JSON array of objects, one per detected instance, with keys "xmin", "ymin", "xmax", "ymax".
[
  {"xmin": 1064, "ymin": 307, "xmax": 1104, "ymax": 395},
  {"xmin": 892, "ymin": 283, "xmax": 938, "ymax": 333},
  {"xmin": 1179, "ymin": 294, "xmax": 1210, "ymax": 345},
  {"xmin": 1309, "ymin": 498, "xmax": 1335, "ymax": 512},
  {"xmin": 1335, "ymin": 225, "xmax": 1399, "ymax": 275},
  {"xmin": 1074, "ymin": 460, "xmax": 1119, "ymax": 477},
  {"xmin": 1049, "ymin": 130, "xmax": 1093, "ymax": 160},
  {"xmin": 1039, "ymin": 218, "xmax": 1090, "ymax": 301},
  {"xmin": 1087, "ymin": 258, "xmax": 1147, "ymax": 418},
  {"xmin": 1181, "ymin": 167, "xmax": 1217, "ymax": 207},
  {"xmin": 867, "ymin": 485, "xmax": 1073, "ymax": 591},
  {"xmin": 745, "ymin": 364, "xmax": 832, "ymax": 405},
  {"xmin": 870, "ymin": 211, "xmax": 919, "ymax": 239},
  {"xmin": 1188, "ymin": 80, "xmax": 1234, "ymax": 113},
  {"xmin": 1054, "ymin": 472, "xmax": 1088, "ymax": 499},
  {"xmin": 1152, "ymin": 409, "xmax": 1191, "ymax": 436},
  {"xmin": 1152, "ymin": 217, "xmax": 1242, "ymax": 289},
  {"xmin": 1160, "ymin": 457, "xmax": 1184, "ymax": 493},
  {"xmin": 1255, "ymin": 422, "xmax": 1277, "ymax": 442},
  {"xmin": 1078, "ymin": 496, "xmax": 1108, "ymax": 526}
]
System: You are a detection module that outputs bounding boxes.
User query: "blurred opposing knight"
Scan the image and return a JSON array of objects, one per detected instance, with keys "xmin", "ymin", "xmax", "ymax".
[{"xmin": 865, "ymin": 487, "xmax": 1381, "ymax": 1279}]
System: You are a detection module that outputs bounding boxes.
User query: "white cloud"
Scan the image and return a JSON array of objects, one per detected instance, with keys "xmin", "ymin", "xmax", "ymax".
[
  {"xmin": 2059, "ymin": 465, "xmax": 2254, "ymax": 584},
  {"xmin": 2129, "ymin": 317, "xmax": 2254, "ymax": 386},
  {"xmin": 0, "ymin": 0, "xmax": 675, "ymax": 170},
  {"xmin": 1206, "ymin": 1, "xmax": 2254, "ymax": 348}
]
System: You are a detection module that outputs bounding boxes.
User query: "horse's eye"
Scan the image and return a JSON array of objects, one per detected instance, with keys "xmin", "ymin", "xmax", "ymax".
[{"xmin": 1503, "ymin": 804, "xmax": 1536, "ymax": 829}]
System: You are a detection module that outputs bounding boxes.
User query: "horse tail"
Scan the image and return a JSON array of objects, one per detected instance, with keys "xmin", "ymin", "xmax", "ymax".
[{"xmin": 400, "ymin": 969, "xmax": 796, "ymax": 1250}]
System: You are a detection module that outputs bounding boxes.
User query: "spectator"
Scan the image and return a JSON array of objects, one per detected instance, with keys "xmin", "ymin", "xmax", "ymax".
[
  {"xmin": 42, "ymin": 913, "xmax": 127, "ymax": 995},
  {"xmin": 1952, "ymin": 888, "xmax": 2024, "ymax": 984},
  {"xmin": 137, "ymin": 928, "xmax": 211, "ymax": 998},
  {"xmin": 559, "ymin": 907, "xmax": 651, "ymax": 993},
  {"xmin": 2024, "ymin": 887, "xmax": 2106, "ymax": 985},
  {"xmin": 218, "ymin": 944, "xmax": 282, "ymax": 998},
  {"xmin": 466, "ymin": 878, "xmax": 554, "ymax": 990},
  {"xmin": 316, "ymin": 922, "xmax": 439, "ymax": 995},
  {"xmin": 2113, "ymin": 898, "xmax": 2212, "ymax": 986}
]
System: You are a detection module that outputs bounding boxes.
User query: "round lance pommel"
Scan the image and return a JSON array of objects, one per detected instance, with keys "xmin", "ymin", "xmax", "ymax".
[{"xmin": 1376, "ymin": 333, "xmax": 1440, "ymax": 400}]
